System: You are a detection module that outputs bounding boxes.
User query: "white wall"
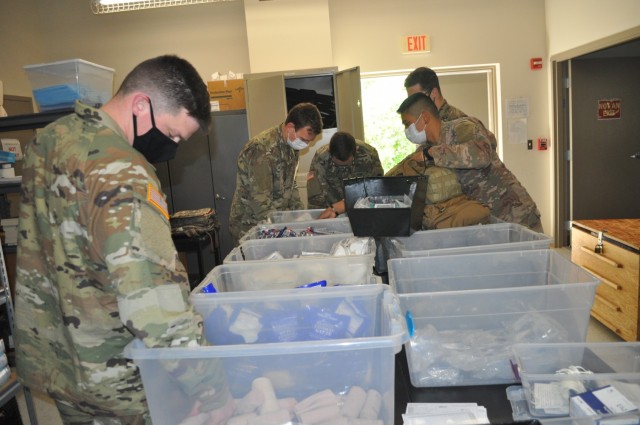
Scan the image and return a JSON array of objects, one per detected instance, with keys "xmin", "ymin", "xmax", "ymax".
[
  {"xmin": 2, "ymin": 0, "xmax": 555, "ymax": 236},
  {"xmin": 545, "ymin": 0, "xmax": 640, "ymax": 58}
]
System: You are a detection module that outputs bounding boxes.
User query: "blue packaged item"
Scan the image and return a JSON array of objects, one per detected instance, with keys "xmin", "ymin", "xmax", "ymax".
[
  {"xmin": 204, "ymin": 306, "xmax": 244, "ymax": 345},
  {"xmin": 33, "ymin": 84, "xmax": 80, "ymax": 110},
  {"xmin": 201, "ymin": 282, "xmax": 217, "ymax": 293},
  {"xmin": 301, "ymin": 305, "xmax": 350, "ymax": 341},
  {"xmin": 259, "ymin": 309, "xmax": 300, "ymax": 343},
  {"xmin": 296, "ymin": 280, "xmax": 327, "ymax": 289}
]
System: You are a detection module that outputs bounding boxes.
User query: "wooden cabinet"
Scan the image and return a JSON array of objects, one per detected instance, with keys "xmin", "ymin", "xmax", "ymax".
[{"xmin": 571, "ymin": 219, "xmax": 640, "ymax": 341}]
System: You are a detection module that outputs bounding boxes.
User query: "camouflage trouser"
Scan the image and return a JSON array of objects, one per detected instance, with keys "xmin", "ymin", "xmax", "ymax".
[
  {"xmin": 54, "ymin": 399, "xmax": 152, "ymax": 425},
  {"xmin": 423, "ymin": 195, "xmax": 491, "ymax": 230}
]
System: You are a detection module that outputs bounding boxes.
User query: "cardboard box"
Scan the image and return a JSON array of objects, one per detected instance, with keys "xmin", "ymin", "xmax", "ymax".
[
  {"xmin": 207, "ymin": 79, "xmax": 245, "ymax": 111},
  {"xmin": 570, "ymin": 386, "xmax": 638, "ymax": 418}
]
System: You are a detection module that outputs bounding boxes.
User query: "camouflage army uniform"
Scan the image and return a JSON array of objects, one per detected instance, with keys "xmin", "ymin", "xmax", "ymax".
[
  {"xmin": 14, "ymin": 102, "xmax": 229, "ymax": 421},
  {"xmin": 386, "ymin": 153, "xmax": 490, "ymax": 229},
  {"xmin": 307, "ymin": 140, "xmax": 384, "ymax": 209},
  {"xmin": 229, "ymin": 125, "xmax": 304, "ymax": 242},
  {"xmin": 431, "ymin": 117, "xmax": 543, "ymax": 232},
  {"xmin": 438, "ymin": 99, "xmax": 467, "ymax": 122}
]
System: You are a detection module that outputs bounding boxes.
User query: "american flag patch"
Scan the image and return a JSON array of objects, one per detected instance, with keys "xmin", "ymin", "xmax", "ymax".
[{"xmin": 147, "ymin": 183, "xmax": 169, "ymax": 219}]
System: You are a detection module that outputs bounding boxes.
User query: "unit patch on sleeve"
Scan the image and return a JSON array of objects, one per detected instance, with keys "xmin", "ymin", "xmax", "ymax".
[{"xmin": 147, "ymin": 183, "xmax": 169, "ymax": 219}]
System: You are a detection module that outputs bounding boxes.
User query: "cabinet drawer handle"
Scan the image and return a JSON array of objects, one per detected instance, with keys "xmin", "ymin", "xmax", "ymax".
[
  {"xmin": 595, "ymin": 293, "xmax": 622, "ymax": 312},
  {"xmin": 579, "ymin": 246, "xmax": 621, "ymax": 268},
  {"xmin": 582, "ymin": 265, "xmax": 623, "ymax": 290},
  {"xmin": 591, "ymin": 310, "xmax": 624, "ymax": 337}
]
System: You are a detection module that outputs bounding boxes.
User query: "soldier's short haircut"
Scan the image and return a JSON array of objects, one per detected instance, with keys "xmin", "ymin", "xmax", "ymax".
[
  {"xmin": 404, "ymin": 67, "xmax": 441, "ymax": 94},
  {"xmin": 285, "ymin": 103, "xmax": 323, "ymax": 135},
  {"xmin": 397, "ymin": 92, "xmax": 440, "ymax": 119},
  {"xmin": 116, "ymin": 55, "xmax": 211, "ymax": 131},
  {"xmin": 329, "ymin": 131, "xmax": 356, "ymax": 162}
]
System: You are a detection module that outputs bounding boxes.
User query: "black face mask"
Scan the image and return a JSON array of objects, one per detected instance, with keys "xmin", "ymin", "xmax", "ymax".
[{"xmin": 132, "ymin": 102, "xmax": 178, "ymax": 163}]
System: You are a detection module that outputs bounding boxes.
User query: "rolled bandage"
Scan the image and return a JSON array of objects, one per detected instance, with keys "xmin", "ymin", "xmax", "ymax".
[
  {"xmin": 278, "ymin": 397, "xmax": 297, "ymax": 412},
  {"xmin": 235, "ymin": 388, "xmax": 265, "ymax": 415},
  {"xmin": 295, "ymin": 405, "xmax": 341, "ymax": 424},
  {"xmin": 226, "ymin": 413, "xmax": 257, "ymax": 425},
  {"xmin": 251, "ymin": 377, "xmax": 279, "ymax": 415},
  {"xmin": 359, "ymin": 389, "xmax": 382, "ymax": 420},
  {"xmin": 294, "ymin": 389, "xmax": 340, "ymax": 424},
  {"xmin": 247, "ymin": 409, "xmax": 291, "ymax": 425},
  {"xmin": 341, "ymin": 386, "xmax": 367, "ymax": 418}
]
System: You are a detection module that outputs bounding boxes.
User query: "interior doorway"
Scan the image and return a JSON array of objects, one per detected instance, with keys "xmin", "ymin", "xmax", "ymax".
[
  {"xmin": 361, "ymin": 64, "xmax": 500, "ymax": 173},
  {"xmin": 552, "ymin": 35, "xmax": 640, "ymax": 247}
]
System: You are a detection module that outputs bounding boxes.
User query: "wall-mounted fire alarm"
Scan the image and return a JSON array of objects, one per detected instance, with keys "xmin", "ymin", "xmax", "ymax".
[{"xmin": 530, "ymin": 58, "xmax": 543, "ymax": 70}]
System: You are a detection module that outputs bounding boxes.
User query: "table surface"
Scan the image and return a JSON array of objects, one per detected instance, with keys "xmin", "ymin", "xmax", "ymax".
[
  {"xmin": 573, "ymin": 218, "xmax": 640, "ymax": 251},
  {"xmin": 394, "ymin": 349, "xmax": 522, "ymax": 425}
]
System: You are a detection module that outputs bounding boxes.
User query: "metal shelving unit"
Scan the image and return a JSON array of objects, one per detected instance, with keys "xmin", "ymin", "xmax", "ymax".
[{"xmin": 0, "ymin": 110, "xmax": 61, "ymax": 425}]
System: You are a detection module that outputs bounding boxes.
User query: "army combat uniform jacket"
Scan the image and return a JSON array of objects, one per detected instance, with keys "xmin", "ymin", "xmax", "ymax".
[
  {"xmin": 229, "ymin": 125, "xmax": 304, "ymax": 242},
  {"xmin": 14, "ymin": 102, "xmax": 229, "ymax": 418},
  {"xmin": 438, "ymin": 99, "xmax": 467, "ymax": 122},
  {"xmin": 307, "ymin": 140, "xmax": 384, "ymax": 209},
  {"xmin": 430, "ymin": 117, "xmax": 543, "ymax": 232}
]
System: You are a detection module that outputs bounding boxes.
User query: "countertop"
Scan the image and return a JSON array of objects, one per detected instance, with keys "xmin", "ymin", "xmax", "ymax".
[{"xmin": 572, "ymin": 218, "xmax": 640, "ymax": 251}]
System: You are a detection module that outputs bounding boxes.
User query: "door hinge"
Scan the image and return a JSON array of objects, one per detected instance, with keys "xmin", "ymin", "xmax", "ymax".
[
  {"xmin": 564, "ymin": 77, "xmax": 570, "ymax": 89},
  {"xmin": 565, "ymin": 149, "xmax": 571, "ymax": 161}
]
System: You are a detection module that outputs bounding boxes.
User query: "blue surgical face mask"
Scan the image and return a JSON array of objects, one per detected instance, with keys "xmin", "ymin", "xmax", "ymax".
[
  {"xmin": 404, "ymin": 114, "xmax": 427, "ymax": 145},
  {"xmin": 132, "ymin": 101, "xmax": 178, "ymax": 163},
  {"xmin": 286, "ymin": 127, "xmax": 308, "ymax": 151}
]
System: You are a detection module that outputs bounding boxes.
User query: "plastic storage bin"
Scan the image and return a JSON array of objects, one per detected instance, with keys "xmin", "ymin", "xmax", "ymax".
[
  {"xmin": 225, "ymin": 233, "xmax": 375, "ymax": 263},
  {"xmin": 125, "ymin": 285, "xmax": 407, "ymax": 425},
  {"xmin": 190, "ymin": 255, "xmax": 377, "ymax": 295},
  {"xmin": 384, "ymin": 222, "xmax": 552, "ymax": 259},
  {"xmin": 512, "ymin": 342, "xmax": 640, "ymax": 419},
  {"xmin": 344, "ymin": 176, "xmax": 427, "ymax": 237},
  {"xmin": 240, "ymin": 217, "xmax": 353, "ymax": 242},
  {"xmin": 266, "ymin": 209, "xmax": 326, "ymax": 223},
  {"xmin": 23, "ymin": 59, "xmax": 115, "ymax": 111},
  {"xmin": 389, "ymin": 250, "xmax": 600, "ymax": 388}
]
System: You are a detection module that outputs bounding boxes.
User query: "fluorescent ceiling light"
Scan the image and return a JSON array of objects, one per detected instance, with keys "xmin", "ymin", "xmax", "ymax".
[{"xmin": 91, "ymin": 0, "xmax": 238, "ymax": 14}]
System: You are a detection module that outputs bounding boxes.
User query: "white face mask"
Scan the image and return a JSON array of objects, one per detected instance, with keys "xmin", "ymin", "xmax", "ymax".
[
  {"xmin": 286, "ymin": 127, "xmax": 308, "ymax": 150},
  {"xmin": 404, "ymin": 114, "xmax": 427, "ymax": 145}
]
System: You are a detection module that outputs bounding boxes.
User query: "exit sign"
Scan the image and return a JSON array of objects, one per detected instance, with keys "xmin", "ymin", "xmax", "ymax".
[{"xmin": 402, "ymin": 34, "xmax": 430, "ymax": 54}]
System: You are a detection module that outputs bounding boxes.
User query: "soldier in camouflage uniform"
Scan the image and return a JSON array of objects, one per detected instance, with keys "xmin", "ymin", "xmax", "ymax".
[
  {"xmin": 385, "ymin": 153, "xmax": 490, "ymax": 230},
  {"xmin": 307, "ymin": 131, "xmax": 383, "ymax": 214},
  {"xmin": 14, "ymin": 56, "xmax": 233, "ymax": 425},
  {"xmin": 404, "ymin": 66, "xmax": 467, "ymax": 122},
  {"xmin": 398, "ymin": 93, "xmax": 543, "ymax": 232},
  {"xmin": 229, "ymin": 103, "xmax": 323, "ymax": 242}
]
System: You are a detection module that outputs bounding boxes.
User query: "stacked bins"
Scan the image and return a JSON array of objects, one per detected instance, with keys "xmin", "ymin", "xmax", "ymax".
[
  {"xmin": 239, "ymin": 217, "xmax": 353, "ymax": 243},
  {"xmin": 266, "ymin": 208, "xmax": 326, "ymax": 223},
  {"xmin": 225, "ymin": 233, "xmax": 375, "ymax": 263},
  {"xmin": 191, "ymin": 255, "xmax": 377, "ymax": 294},
  {"xmin": 388, "ymin": 249, "xmax": 600, "ymax": 387},
  {"xmin": 384, "ymin": 222, "xmax": 552, "ymax": 259},
  {"xmin": 512, "ymin": 342, "xmax": 640, "ymax": 419},
  {"xmin": 125, "ymin": 285, "xmax": 407, "ymax": 425}
]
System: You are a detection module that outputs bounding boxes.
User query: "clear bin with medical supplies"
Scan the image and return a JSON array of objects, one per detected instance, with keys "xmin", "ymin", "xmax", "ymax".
[
  {"xmin": 190, "ymin": 255, "xmax": 377, "ymax": 295},
  {"xmin": 125, "ymin": 285, "xmax": 408, "ymax": 425},
  {"xmin": 24, "ymin": 59, "xmax": 115, "ymax": 111},
  {"xmin": 266, "ymin": 209, "xmax": 326, "ymax": 223},
  {"xmin": 512, "ymin": 342, "xmax": 640, "ymax": 419},
  {"xmin": 225, "ymin": 233, "xmax": 375, "ymax": 263},
  {"xmin": 239, "ymin": 217, "xmax": 353, "ymax": 243},
  {"xmin": 384, "ymin": 222, "xmax": 552, "ymax": 259},
  {"xmin": 389, "ymin": 249, "xmax": 600, "ymax": 388}
]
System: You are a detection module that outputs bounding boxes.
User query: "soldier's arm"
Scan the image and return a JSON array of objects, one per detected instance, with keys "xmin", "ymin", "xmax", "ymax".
[
  {"xmin": 306, "ymin": 155, "xmax": 329, "ymax": 209},
  {"xmin": 430, "ymin": 121, "xmax": 493, "ymax": 170}
]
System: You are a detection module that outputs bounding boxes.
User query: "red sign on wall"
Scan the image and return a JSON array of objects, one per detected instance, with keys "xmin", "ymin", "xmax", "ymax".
[{"xmin": 598, "ymin": 99, "xmax": 621, "ymax": 120}]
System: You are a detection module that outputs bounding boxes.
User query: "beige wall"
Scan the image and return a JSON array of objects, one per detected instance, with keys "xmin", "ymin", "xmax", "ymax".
[
  {"xmin": 4, "ymin": 0, "xmax": 636, "ymax": 239},
  {"xmin": 545, "ymin": 0, "xmax": 640, "ymax": 58}
]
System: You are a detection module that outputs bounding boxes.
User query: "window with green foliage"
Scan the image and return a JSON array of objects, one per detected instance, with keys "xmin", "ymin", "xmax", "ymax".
[{"xmin": 361, "ymin": 74, "xmax": 414, "ymax": 173}]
